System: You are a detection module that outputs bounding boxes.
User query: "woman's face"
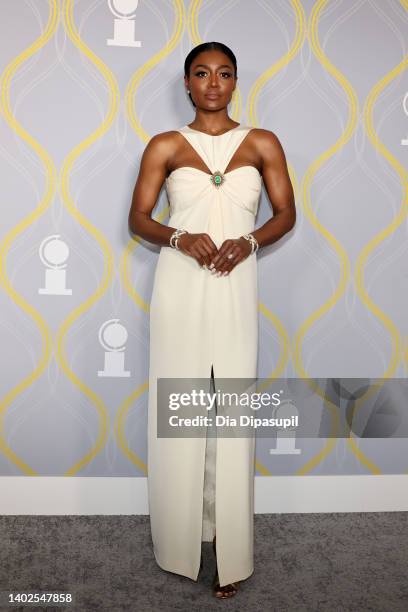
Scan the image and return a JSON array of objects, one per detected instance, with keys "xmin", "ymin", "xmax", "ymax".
[{"xmin": 185, "ymin": 50, "xmax": 237, "ymax": 109}]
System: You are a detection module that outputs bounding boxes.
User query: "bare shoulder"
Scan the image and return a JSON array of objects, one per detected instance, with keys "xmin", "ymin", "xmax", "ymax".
[
  {"xmin": 143, "ymin": 130, "xmax": 183, "ymax": 169},
  {"xmin": 249, "ymin": 127, "xmax": 284, "ymax": 151},
  {"xmin": 248, "ymin": 128, "xmax": 288, "ymax": 168},
  {"xmin": 144, "ymin": 129, "xmax": 180, "ymax": 153}
]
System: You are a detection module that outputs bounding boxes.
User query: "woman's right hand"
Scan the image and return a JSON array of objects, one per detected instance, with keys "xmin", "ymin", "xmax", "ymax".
[{"xmin": 177, "ymin": 232, "xmax": 218, "ymax": 269}]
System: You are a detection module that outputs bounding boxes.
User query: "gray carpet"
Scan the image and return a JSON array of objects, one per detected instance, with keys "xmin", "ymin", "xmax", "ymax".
[{"xmin": 1, "ymin": 512, "xmax": 408, "ymax": 611}]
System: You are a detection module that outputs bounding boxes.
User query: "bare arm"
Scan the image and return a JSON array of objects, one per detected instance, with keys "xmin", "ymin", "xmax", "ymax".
[
  {"xmin": 128, "ymin": 132, "xmax": 219, "ymax": 267},
  {"xmin": 209, "ymin": 130, "xmax": 296, "ymax": 274},
  {"xmin": 128, "ymin": 133, "xmax": 176, "ymax": 246},
  {"xmin": 252, "ymin": 130, "xmax": 296, "ymax": 248}
]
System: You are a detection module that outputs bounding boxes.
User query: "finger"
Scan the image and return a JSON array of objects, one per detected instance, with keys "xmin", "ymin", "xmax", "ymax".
[
  {"xmin": 210, "ymin": 240, "xmax": 233, "ymax": 269},
  {"xmin": 196, "ymin": 243, "xmax": 216, "ymax": 267},
  {"xmin": 226, "ymin": 253, "xmax": 245, "ymax": 274},
  {"xmin": 211, "ymin": 248, "xmax": 236, "ymax": 274},
  {"xmin": 220, "ymin": 257, "xmax": 237, "ymax": 274},
  {"xmin": 200, "ymin": 239, "xmax": 221, "ymax": 268},
  {"xmin": 220, "ymin": 255, "xmax": 244, "ymax": 276},
  {"xmin": 200, "ymin": 238, "xmax": 218, "ymax": 267},
  {"xmin": 212, "ymin": 247, "xmax": 238, "ymax": 275},
  {"xmin": 203, "ymin": 234, "xmax": 219, "ymax": 253},
  {"xmin": 203, "ymin": 246, "xmax": 218, "ymax": 267},
  {"xmin": 203, "ymin": 235, "xmax": 219, "ymax": 259},
  {"xmin": 223, "ymin": 251, "xmax": 241, "ymax": 274},
  {"xmin": 194, "ymin": 247, "xmax": 209, "ymax": 268}
]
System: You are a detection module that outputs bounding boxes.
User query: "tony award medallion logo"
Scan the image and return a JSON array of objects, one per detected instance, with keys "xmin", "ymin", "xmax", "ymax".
[
  {"xmin": 97, "ymin": 319, "xmax": 131, "ymax": 377},
  {"xmin": 107, "ymin": 0, "xmax": 142, "ymax": 47},
  {"xmin": 269, "ymin": 399, "xmax": 301, "ymax": 455},
  {"xmin": 38, "ymin": 235, "xmax": 72, "ymax": 296}
]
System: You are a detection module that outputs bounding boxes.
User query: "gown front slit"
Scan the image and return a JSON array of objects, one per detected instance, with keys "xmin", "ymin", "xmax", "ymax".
[{"xmin": 147, "ymin": 124, "xmax": 262, "ymax": 587}]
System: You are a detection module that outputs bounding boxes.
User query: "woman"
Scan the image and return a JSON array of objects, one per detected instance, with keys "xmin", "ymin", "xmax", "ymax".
[{"xmin": 128, "ymin": 42, "xmax": 295, "ymax": 599}]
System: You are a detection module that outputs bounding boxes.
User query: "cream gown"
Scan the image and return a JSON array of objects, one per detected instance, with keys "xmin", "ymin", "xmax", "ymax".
[{"xmin": 147, "ymin": 124, "xmax": 262, "ymax": 587}]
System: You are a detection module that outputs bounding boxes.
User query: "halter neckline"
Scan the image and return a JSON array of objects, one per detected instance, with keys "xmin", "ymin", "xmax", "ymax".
[{"xmin": 184, "ymin": 124, "xmax": 241, "ymax": 137}]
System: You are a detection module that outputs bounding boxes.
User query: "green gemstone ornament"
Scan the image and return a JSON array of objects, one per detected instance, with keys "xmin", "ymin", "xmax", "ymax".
[{"xmin": 210, "ymin": 171, "xmax": 224, "ymax": 187}]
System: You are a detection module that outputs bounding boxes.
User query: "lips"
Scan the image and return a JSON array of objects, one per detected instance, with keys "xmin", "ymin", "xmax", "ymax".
[{"xmin": 205, "ymin": 94, "xmax": 220, "ymax": 99}]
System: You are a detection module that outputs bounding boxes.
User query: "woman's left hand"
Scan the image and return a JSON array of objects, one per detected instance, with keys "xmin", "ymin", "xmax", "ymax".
[{"xmin": 207, "ymin": 238, "xmax": 252, "ymax": 276}]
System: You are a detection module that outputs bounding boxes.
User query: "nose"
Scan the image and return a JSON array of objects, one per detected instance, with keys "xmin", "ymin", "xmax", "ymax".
[{"xmin": 209, "ymin": 73, "xmax": 219, "ymax": 87}]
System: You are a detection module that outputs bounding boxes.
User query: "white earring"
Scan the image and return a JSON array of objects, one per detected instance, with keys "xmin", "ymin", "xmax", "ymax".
[{"xmin": 187, "ymin": 90, "xmax": 190, "ymax": 94}]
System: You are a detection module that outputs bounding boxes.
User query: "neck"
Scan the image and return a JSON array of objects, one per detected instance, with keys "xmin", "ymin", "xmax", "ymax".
[{"xmin": 188, "ymin": 114, "xmax": 239, "ymax": 135}]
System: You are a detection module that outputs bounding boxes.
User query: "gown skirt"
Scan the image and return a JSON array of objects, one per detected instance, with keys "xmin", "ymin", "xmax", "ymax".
[{"xmin": 147, "ymin": 124, "xmax": 262, "ymax": 587}]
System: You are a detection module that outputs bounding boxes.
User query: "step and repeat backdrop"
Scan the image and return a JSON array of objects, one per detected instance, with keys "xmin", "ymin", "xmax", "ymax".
[{"xmin": 0, "ymin": 0, "xmax": 407, "ymax": 479}]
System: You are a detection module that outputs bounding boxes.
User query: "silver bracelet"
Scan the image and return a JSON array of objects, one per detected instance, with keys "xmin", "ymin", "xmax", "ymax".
[
  {"xmin": 241, "ymin": 233, "xmax": 259, "ymax": 254},
  {"xmin": 169, "ymin": 228, "xmax": 188, "ymax": 250}
]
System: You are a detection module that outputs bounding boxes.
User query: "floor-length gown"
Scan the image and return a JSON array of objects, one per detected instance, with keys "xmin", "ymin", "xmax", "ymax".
[{"xmin": 147, "ymin": 124, "xmax": 262, "ymax": 587}]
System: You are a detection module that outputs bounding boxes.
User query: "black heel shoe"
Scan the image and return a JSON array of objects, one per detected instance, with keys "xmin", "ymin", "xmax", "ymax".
[
  {"xmin": 197, "ymin": 552, "xmax": 203, "ymax": 577},
  {"xmin": 212, "ymin": 535, "xmax": 239, "ymax": 598}
]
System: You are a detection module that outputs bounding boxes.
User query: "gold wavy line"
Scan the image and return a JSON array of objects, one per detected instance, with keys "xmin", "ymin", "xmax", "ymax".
[
  {"xmin": 248, "ymin": 0, "xmax": 305, "ymax": 383},
  {"xmin": 245, "ymin": 0, "xmax": 306, "ymax": 474},
  {"xmin": 0, "ymin": 1, "xmax": 59, "ymax": 475},
  {"xmin": 189, "ymin": 0, "xmax": 242, "ymax": 118},
  {"xmin": 295, "ymin": 0, "xmax": 355, "ymax": 379},
  {"xmin": 120, "ymin": 0, "xmax": 186, "ymax": 313},
  {"xmin": 58, "ymin": 0, "xmax": 121, "ymax": 475},
  {"xmin": 295, "ymin": 3, "xmax": 408, "ymax": 477},
  {"xmin": 246, "ymin": 0, "xmax": 306, "ymax": 126},
  {"xmin": 126, "ymin": 0, "xmax": 186, "ymax": 144},
  {"xmin": 117, "ymin": 0, "xmax": 185, "ymax": 473},
  {"xmin": 114, "ymin": 382, "xmax": 148, "ymax": 473},
  {"xmin": 355, "ymin": 63, "xmax": 407, "ymax": 379},
  {"xmin": 348, "ymin": 0, "xmax": 408, "ymax": 470},
  {"xmin": 292, "ymin": 0, "xmax": 383, "ymax": 475}
]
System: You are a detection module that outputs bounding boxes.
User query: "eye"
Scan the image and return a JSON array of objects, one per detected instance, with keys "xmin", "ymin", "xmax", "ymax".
[{"xmin": 194, "ymin": 71, "xmax": 232, "ymax": 78}]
